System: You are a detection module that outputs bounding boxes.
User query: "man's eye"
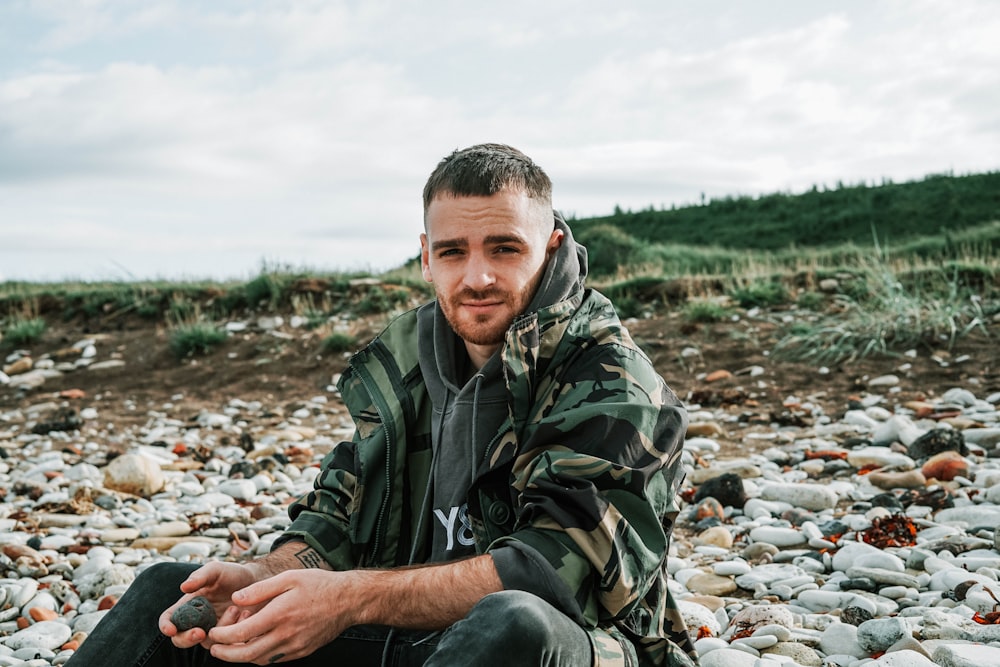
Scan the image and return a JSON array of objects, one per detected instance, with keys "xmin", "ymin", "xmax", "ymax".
[
  {"xmin": 439, "ymin": 249, "xmax": 462, "ymax": 257},
  {"xmin": 496, "ymin": 246, "xmax": 518, "ymax": 254}
]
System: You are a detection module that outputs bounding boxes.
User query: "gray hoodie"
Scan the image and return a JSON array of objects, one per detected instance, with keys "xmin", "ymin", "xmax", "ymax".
[{"xmin": 416, "ymin": 213, "xmax": 587, "ymax": 563}]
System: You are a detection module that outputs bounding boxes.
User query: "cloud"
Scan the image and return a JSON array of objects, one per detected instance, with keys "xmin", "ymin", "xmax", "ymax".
[
  {"xmin": 547, "ymin": 2, "xmax": 1000, "ymax": 202},
  {"xmin": 2, "ymin": 1, "xmax": 999, "ymax": 281}
]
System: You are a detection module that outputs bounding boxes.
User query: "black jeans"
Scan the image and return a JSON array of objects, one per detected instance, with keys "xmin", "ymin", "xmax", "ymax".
[{"xmin": 65, "ymin": 562, "xmax": 594, "ymax": 666}]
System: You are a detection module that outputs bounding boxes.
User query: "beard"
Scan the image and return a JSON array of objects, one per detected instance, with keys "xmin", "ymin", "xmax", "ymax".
[{"xmin": 437, "ymin": 284, "xmax": 534, "ymax": 346}]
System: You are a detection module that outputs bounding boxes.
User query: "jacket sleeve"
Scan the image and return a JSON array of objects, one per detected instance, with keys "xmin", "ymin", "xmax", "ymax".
[
  {"xmin": 272, "ymin": 434, "xmax": 361, "ymax": 570},
  {"xmin": 487, "ymin": 342, "xmax": 687, "ymax": 627}
]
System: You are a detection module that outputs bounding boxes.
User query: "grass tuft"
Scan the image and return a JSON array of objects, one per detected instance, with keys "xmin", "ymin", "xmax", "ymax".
[
  {"xmin": 3, "ymin": 317, "xmax": 47, "ymax": 347},
  {"xmin": 169, "ymin": 322, "xmax": 227, "ymax": 359},
  {"xmin": 683, "ymin": 301, "xmax": 730, "ymax": 323},
  {"xmin": 730, "ymin": 281, "xmax": 791, "ymax": 308},
  {"xmin": 773, "ymin": 260, "xmax": 993, "ymax": 364},
  {"xmin": 321, "ymin": 331, "xmax": 357, "ymax": 354}
]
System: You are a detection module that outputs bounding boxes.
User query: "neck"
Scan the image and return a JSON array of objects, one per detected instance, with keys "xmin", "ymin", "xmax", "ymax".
[{"xmin": 464, "ymin": 341, "xmax": 500, "ymax": 371}]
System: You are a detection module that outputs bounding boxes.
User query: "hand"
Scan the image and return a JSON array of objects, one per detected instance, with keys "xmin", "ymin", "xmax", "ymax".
[
  {"xmin": 158, "ymin": 561, "xmax": 257, "ymax": 650},
  {"xmin": 206, "ymin": 569, "xmax": 356, "ymax": 665}
]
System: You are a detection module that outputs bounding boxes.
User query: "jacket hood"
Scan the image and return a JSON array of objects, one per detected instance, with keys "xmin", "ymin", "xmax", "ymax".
[{"xmin": 525, "ymin": 211, "xmax": 588, "ymax": 315}]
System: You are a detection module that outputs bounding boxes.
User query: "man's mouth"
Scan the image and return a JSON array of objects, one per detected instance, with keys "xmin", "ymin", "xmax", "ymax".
[{"xmin": 461, "ymin": 300, "xmax": 503, "ymax": 312}]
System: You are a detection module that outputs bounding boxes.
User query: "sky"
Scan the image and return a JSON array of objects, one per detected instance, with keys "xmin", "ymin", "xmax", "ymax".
[{"xmin": 2, "ymin": 1, "xmax": 999, "ymax": 283}]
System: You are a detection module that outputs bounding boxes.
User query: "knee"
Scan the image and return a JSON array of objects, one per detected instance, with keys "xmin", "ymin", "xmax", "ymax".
[
  {"xmin": 131, "ymin": 562, "xmax": 200, "ymax": 598},
  {"xmin": 466, "ymin": 591, "xmax": 561, "ymax": 644},
  {"xmin": 430, "ymin": 591, "xmax": 591, "ymax": 665}
]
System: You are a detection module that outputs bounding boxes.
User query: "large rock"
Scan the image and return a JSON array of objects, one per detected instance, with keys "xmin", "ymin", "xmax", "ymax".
[
  {"xmin": 103, "ymin": 454, "xmax": 165, "ymax": 497},
  {"xmin": 5, "ymin": 620, "xmax": 71, "ymax": 651}
]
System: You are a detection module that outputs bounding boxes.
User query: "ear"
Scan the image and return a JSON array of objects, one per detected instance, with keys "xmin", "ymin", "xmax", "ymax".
[
  {"xmin": 546, "ymin": 227, "xmax": 565, "ymax": 256},
  {"xmin": 420, "ymin": 233, "xmax": 433, "ymax": 283}
]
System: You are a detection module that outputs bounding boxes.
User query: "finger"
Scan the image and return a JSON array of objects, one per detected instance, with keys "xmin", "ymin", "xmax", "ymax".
[
  {"xmin": 210, "ymin": 630, "xmax": 294, "ymax": 666},
  {"xmin": 178, "ymin": 565, "xmax": 217, "ymax": 594},
  {"xmin": 231, "ymin": 576, "xmax": 288, "ymax": 609},
  {"xmin": 215, "ymin": 605, "xmax": 244, "ymax": 628},
  {"xmin": 208, "ymin": 619, "xmax": 280, "ymax": 664},
  {"xmin": 209, "ymin": 608, "xmax": 273, "ymax": 647},
  {"xmin": 170, "ymin": 627, "xmax": 208, "ymax": 650}
]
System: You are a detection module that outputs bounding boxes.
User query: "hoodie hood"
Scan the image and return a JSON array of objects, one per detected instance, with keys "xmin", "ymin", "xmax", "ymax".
[{"xmin": 525, "ymin": 211, "xmax": 588, "ymax": 316}]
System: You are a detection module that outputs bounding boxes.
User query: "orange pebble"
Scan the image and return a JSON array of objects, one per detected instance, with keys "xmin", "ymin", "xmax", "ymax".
[
  {"xmin": 695, "ymin": 497, "xmax": 726, "ymax": 521},
  {"xmin": 921, "ymin": 450, "xmax": 969, "ymax": 482},
  {"xmin": 705, "ymin": 369, "xmax": 732, "ymax": 383},
  {"xmin": 98, "ymin": 595, "xmax": 119, "ymax": 610},
  {"xmin": 16, "ymin": 617, "xmax": 30, "ymax": 629},
  {"xmin": 62, "ymin": 640, "xmax": 81, "ymax": 651},
  {"xmin": 29, "ymin": 607, "xmax": 58, "ymax": 622}
]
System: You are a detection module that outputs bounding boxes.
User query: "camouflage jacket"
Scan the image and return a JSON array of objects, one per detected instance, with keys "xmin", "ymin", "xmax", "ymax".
[{"xmin": 281, "ymin": 288, "xmax": 698, "ymax": 666}]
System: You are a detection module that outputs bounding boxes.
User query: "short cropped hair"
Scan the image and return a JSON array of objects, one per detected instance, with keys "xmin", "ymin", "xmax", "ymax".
[{"xmin": 422, "ymin": 143, "xmax": 553, "ymax": 213}]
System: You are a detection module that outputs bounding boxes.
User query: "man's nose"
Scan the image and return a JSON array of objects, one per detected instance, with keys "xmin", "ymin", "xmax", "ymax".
[{"xmin": 463, "ymin": 255, "xmax": 496, "ymax": 290}]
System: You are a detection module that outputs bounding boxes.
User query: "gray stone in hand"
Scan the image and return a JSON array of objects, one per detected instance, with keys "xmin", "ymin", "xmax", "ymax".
[{"xmin": 171, "ymin": 596, "xmax": 218, "ymax": 632}]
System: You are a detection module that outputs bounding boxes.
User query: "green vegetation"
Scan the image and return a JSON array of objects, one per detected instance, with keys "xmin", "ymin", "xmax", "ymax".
[
  {"xmin": 354, "ymin": 286, "xmax": 413, "ymax": 316},
  {"xmin": 572, "ymin": 171, "xmax": 1000, "ymax": 252},
  {"xmin": 321, "ymin": 331, "xmax": 358, "ymax": 354},
  {"xmin": 795, "ymin": 291, "xmax": 826, "ymax": 311},
  {"xmin": 730, "ymin": 281, "xmax": 790, "ymax": 309},
  {"xmin": 683, "ymin": 301, "xmax": 730, "ymax": 324},
  {"xmin": 1, "ymin": 170, "xmax": 996, "ymax": 366},
  {"xmin": 772, "ymin": 260, "xmax": 994, "ymax": 363},
  {"xmin": 169, "ymin": 322, "xmax": 228, "ymax": 359},
  {"xmin": 2, "ymin": 317, "xmax": 47, "ymax": 347}
]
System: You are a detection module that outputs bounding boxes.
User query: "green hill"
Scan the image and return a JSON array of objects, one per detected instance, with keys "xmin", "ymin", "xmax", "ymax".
[
  {"xmin": 3, "ymin": 170, "xmax": 998, "ymax": 366},
  {"xmin": 568, "ymin": 171, "xmax": 1000, "ymax": 279}
]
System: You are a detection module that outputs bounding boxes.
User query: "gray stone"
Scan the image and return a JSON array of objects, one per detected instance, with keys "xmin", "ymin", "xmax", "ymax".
[
  {"xmin": 734, "ymin": 563, "xmax": 808, "ymax": 589},
  {"xmin": 819, "ymin": 622, "xmax": 866, "ymax": 659},
  {"xmin": 759, "ymin": 482, "xmax": 839, "ymax": 511},
  {"xmin": 933, "ymin": 643, "xmax": 1000, "ymax": 667},
  {"xmin": 845, "ymin": 566, "xmax": 920, "ymax": 588},
  {"xmin": 171, "ymin": 596, "xmax": 217, "ymax": 632},
  {"xmin": 856, "ymin": 617, "xmax": 909, "ymax": 653},
  {"xmin": 748, "ymin": 526, "xmax": 806, "ymax": 548}
]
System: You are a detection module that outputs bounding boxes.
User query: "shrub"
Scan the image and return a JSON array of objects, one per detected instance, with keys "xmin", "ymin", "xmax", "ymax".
[
  {"xmin": 170, "ymin": 323, "xmax": 227, "ymax": 358},
  {"xmin": 683, "ymin": 301, "xmax": 729, "ymax": 323},
  {"xmin": 730, "ymin": 282, "xmax": 790, "ymax": 308},
  {"xmin": 3, "ymin": 318, "xmax": 46, "ymax": 346},
  {"xmin": 773, "ymin": 261, "xmax": 991, "ymax": 363},
  {"xmin": 322, "ymin": 332, "xmax": 357, "ymax": 354},
  {"xmin": 796, "ymin": 291, "xmax": 826, "ymax": 311},
  {"xmin": 355, "ymin": 287, "xmax": 410, "ymax": 316},
  {"xmin": 168, "ymin": 296, "xmax": 196, "ymax": 322},
  {"xmin": 244, "ymin": 272, "xmax": 282, "ymax": 308}
]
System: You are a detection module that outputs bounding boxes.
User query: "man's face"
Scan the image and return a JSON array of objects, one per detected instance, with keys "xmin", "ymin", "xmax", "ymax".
[{"xmin": 421, "ymin": 190, "xmax": 563, "ymax": 363}]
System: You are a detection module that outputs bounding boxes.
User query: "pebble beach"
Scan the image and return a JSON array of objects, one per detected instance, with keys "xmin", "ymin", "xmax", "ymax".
[{"xmin": 2, "ymin": 337, "xmax": 1000, "ymax": 666}]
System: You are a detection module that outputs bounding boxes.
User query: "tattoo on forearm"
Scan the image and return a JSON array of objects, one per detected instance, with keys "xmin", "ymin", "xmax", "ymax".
[
  {"xmin": 269, "ymin": 653, "xmax": 285, "ymax": 664},
  {"xmin": 294, "ymin": 546, "xmax": 324, "ymax": 569}
]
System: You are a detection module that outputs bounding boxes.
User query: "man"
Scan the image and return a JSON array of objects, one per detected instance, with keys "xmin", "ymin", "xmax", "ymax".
[{"xmin": 66, "ymin": 144, "xmax": 696, "ymax": 666}]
